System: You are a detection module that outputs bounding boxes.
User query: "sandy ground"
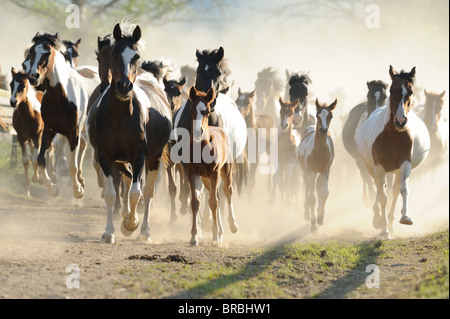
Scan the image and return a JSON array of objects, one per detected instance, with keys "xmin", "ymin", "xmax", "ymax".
[{"xmin": 0, "ymin": 140, "xmax": 448, "ymax": 299}]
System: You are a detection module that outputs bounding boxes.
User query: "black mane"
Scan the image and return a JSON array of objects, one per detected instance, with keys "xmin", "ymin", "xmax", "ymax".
[
  {"xmin": 141, "ymin": 60, "xmax": 166, "ymax": 82},
  {"xmin": 397, "ymin": 70, "xmax": 415, "ymax": 84},
  {"xmin": 288, "ymin": 72, "xmax": 312, "ymax": 87}
]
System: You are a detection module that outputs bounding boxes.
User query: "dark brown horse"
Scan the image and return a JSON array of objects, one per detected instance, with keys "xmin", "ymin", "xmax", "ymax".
[
  {"xmin": 186, "ymin": 86, "xmax": 237, "ymax": 246},
  {"xmin": 89, "ymin": 22, "xmax": 172, "ymax": 243},
  {"xmin": 10, "ymin": 68, "xmax": 45, "ymax": 196}
]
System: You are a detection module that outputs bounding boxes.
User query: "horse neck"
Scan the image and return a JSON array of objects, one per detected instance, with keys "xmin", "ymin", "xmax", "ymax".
[
  {"xmin": 313, "ymin": 124, "xmax": 329, "ymax": 152},
  {"xmin": 108, "ymin": 85, "xmax": 134, "ymax": 116}
]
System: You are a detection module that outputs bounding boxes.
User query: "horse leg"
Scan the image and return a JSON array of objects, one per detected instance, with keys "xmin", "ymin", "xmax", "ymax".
[
  {"xmin": 93, "ymin": 150, "xmax": 105, "ymax": 197},
  {"xmin": 285, "ymin": 162, "xmax": 295, "ymax": 207},
  {"xmin": 269, "ymin": 167, "xmax": 279, "ymax": 205},
  {"xmin": 306, "ymin": 171, "xmax": 317, "ymax": 233},
  {"xmin": 316, "ymin": 170, "xmax": 330, "ymax": 226},
  {"xmin": 167, "ymin": 165, "xmax": 178, "ymax": 223},
  {"xmin": 98, "ymin": 152, "xmax": 116, "ymax": 243},
  {"xmin": 121, "ymin": 153, "xmax": 145, "ymax": 236},
  {"xmin": 188, "ymin": 172, "xmax": 202, "ymax": 246},
  {"xmin": 38, "ymin": 128, "xmax": 58, "ymax": 197},
  {"xmin": 206, "ymin": 172, "xmax": 221, "ymax": 245},
  {"xmin": 179, "ymin": 164, "xmax": 190, "ymax": 215},
  {"xmin": 201, "ymin": 182, "xmax": 212, "ymax": 233},
  {"xmin": 139, "ymin": 156, "xmax": 161, "ymax": 242},
  {"xmin": 120, "ymin": 173, "xmax": 131, "ymax": 219},
  {"xmin": 373, "ymin": 165, "xmax": 389, "ymax": 239},
  {"xmin": 18, "ymin": 137, "xmax": 31, "ymax": 197},
  {"xmin": 76, "ymin": 137, "xmax": 87, "ymax": 188},
  {"xmin": 30, "ymin": 137, "xmax": 40, "ymax": 184},
  {"xmin": 221, "ymin": 166, "xmax": 238, "ymax": 234},
  {"xmin": 398, "ymin": 161, "xmax": 413, "ymax": 226},
  {"xmin": 112, "ymin": 167, "xmax": 123, "ymax": 217},
  {"xmin": 67, "ymin": 135, "xmax": 84, "ymax": 199},
  {"xmin": 388, "ymin": 172, "xmax": 401, "ymax": 235}
]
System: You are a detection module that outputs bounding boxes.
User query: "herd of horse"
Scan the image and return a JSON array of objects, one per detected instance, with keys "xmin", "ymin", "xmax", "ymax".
[{"xmin": 6, "ymin": 21, "xmax": 448, "ymax": 245}]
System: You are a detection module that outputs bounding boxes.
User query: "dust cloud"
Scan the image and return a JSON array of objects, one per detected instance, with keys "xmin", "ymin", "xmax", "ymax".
[{"xmin": 0, "ymin": 1, "xmax": 448, "ymax": 245}]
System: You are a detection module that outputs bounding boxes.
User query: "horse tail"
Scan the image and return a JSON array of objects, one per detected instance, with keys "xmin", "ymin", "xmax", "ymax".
[{"xmin": 233, "ymin": 150, "xmax": 248, "ymax": 196}]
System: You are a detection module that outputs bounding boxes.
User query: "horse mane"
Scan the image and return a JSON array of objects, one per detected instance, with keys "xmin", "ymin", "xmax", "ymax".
[
  {"xmin": 141, "ymin": 59, "xmax": 177, "ymax": 82},
  {"xmin": 196, "ymin": 49, "xmax": 231, "ymax": 78},
  {"xmin": 288, "ymin": 72, "xmax": 312, "ymax": 87},
  {"xmin": 397, "ymin": 70, "xmax": 416, "ymax": 84},
  {"xmin": 367, "ymin": 80, "xmax": 388, "ymax": 89},
  {"xmin": 113, "ymin": 19, "xmax": 145, "ymax": 53},
  {"xmin": 255, "ymin": 67, "xmax": 283, "ymax": 93},
  {"xmin": 32, "ymin": 33, "xmax": 67, "ymax": 55}
]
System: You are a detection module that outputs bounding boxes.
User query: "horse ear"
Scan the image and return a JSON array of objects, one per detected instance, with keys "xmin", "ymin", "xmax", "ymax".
[
  {"xmin": 206, "ymin": 87, "xmax": 215, "ymax": 103},
  {"xmin": 163, "ymin": 76, "xmax": 169, "ymax": 87},
  {"xmin": 113, "ymin": 23, "xmax": 122, "ymax": 41},
  {"xmin": 286, "ymin": 69, "xmax": 290, "ymax": 79},
  {"xmin": 132, "ymin": 25, "xmax": 141, "ymax": 43},
  {"xmin": 410, "ymin": 66, "xmax": 416, "ymax": 77},
  {"xmin": 196, "ymin": 49, "xmax": 202, "ymax": 61},
  {"xmin": 97, "ymin": 36, "xmax": 101, "ymax": 44},
  {"xmin": 54, "ymin": 32, "xmax": 59, "ymax": 39},
  {"xmin": 249, "ymin": 89, "xmax": 256, "ymax": 98},
  {"xmin": 424, "ymin": 89, "xmax": 429, "ymax": 97},
  {"xmin": 238, "ymin": 87, "xmax": 242, "ymax": 96},
  {"xmin": 35, "ymin": 32, "xmax": 40, "ymax": 37},
  {"xmin": 75, "ymin": 39, "xmax": 81, "ymax": 47},
  {"xmin": 292, "ymin": 98, "xmax": 300, "ymax": 110},
  {"xmin": 215, "ymin": 47, "xmax": 224, "ymax": 62},
  {"xmin": 189, "ymin": 86, "xmax": 197, "ymax": 101},
  {"xmin": 389, "ymin": 65, "xmax": 397, "ymax": 79},
  {"xmin": 179, "ymin": 76, "xmax": 186, "ymax": 87},
  {"xmin": 279, "ymin": 96, "xmax": 285, "ymax": 106},
  {"xmin": 329, "ymin": 99, "xmax": 338, "ymax": 111},
  {"xmin": 366, "ymin": 81, "xmax": 370, "ymax": 88},
  {"xmin": 315, "ymin": 98, "xmax": 321, "ymax": 108},
  {"xmin": 11, "ymin": 67, "xmax": 16, "ymax": 75},
  {"xmin": 440, "ymin": 90, "xmax": 446, "ymax": 98}
]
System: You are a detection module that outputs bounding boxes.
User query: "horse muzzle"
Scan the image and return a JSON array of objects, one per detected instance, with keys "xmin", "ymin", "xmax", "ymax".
[
  {"xmin": 116, "ymin": 79, "xmax": 133, "ymax": 97},
  {"xmin": 319, "ymin": 127, "xmax": 328, "ymax": 137},
  {"xmin": 10, "ymin": 98, "xmax": 17, "ymax": 108},
  {"xmin": 28, "ymin": 73, "xmax": 40, "ymax": 86},
  {"xmin": 394, "ymin": 117, "xmax": 408, "ymax": 131}
]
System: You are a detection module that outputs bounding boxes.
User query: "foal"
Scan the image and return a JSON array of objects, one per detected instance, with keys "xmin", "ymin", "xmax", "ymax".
[
  {"xmin": 186, "ymin": 86, "xmax": 237, "ymax": 246},
  {"xmin": 297, "ymin": 98, "xmax": 337, "ymax": 232},
  {"xmin": 10, "ymin": 68, "xmax": 44, "ymax": 196}
]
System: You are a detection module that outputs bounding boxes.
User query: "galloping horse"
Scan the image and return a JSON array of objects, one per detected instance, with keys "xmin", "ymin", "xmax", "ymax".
[
  {"xmin": 88, "ymin": 22, "xmax": 171, "ymax": 243},
  {"xmin": 62, "ymin": 39, "xmax": 81, "ymax": 68},
  {"xmin": 186, "ymin": 87, "xmax": 237, "ymax": 246},
  {"xmin": 297, "ymin": 98, "xmax": 337, "ymax": 232},
  {"xmin": 25, "ymin": 32, "xmax": 99, "ymax": 199},
  {"xmin": 269, "ymin": 97, "xmax": 301, "ymax": 206},
  {"xmin": 420, "ymin": 90, "xmax": 448, "ymax": 163},
  {"xmin": 235, "ymin": 87, "xmax": 274, "ymax": 199},
  {"xmin": 172, "ymin": 46, "xmax": 247, "ymax": 244},
  {"xmin": 285, "ymin": 72, "xmax": 316, "ymax": 136},
  {"xmin": 10, "ymin": 68, "xmax": 45, "ymax": 196},
  {"xmin": 255, "ymin": 67, "xmax": 284, "ymax": 122},
  {"xmin": 356, "ymin": 66, "xmax": 430, "ymax": 239},
  {"xmin": 342, "ymin": 80, "xmax": 389, "ymax": 203}
]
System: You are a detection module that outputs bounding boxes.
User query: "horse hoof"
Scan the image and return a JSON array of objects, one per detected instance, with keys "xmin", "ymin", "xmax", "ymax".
[
  {"xmin": 50, "ymin": 187, "xmax": 59, "ymax": 198},
  {"xmin": 180, "ymin": 206, "xmax": 189, "ymax": 216},
  {"xmin": 121, "ymin": 218, "xmax": 139, "ymax": 236},
  {"xmin": 380, "ymin": 231, "xmax": 391, "ymax": 240},
  {"xmin": 102, "ymin": 233, "xmax": 115, "ymax": 244},
  {"xmin": 229, "ymin": 223, "xmax": 238, "ymax": 234},
  {"xmin": 317, "ymin": 216, "xmax": 324, "ymax": 225},
  {"xmin": 190, "ymin": 238, "xmax": 199, "ymax": 247},
  {"xmin": 399, "ymin": 216, "xmax": 413, "ymax": 225},
  {"xmin": 73, "ymin": 187, "xmax": 84, "ymax": 199},
  {"xmin": 138, "ymin": 233, "xmax": 152, "ymax": 243}
]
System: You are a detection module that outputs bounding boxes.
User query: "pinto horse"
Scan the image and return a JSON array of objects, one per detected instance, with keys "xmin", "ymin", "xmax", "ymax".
[
  {"xmin": 297, "ymin": 98, "xmax": 337, "ymax": 232},
  {"xmin": 89, "ymin": 22, "xmax": 172, "ymax": 243},
  {"xmin": 10, "ymin": 68, "xmax": 45, "ymax": 196},
  {"xmin": 25, "ymin": 32, "xmax": 99, "ymax": 199},
  {"xmin": 342, "ymin": 80, "xmax": 389, "ymax": 203},
  {"xmin": 185, "ymin": 87, "xmax": 237, "ymax": 246},
  {"xmin": 356, "ymin": 66, "xmax": 430, "ymax": 239}
]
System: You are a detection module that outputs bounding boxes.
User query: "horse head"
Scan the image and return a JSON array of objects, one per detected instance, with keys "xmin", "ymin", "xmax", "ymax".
[
  {"xmin": 111, "ymin": 22, "xmax": 142, "ymax": 100},
  {"xmin": 26, "ymin": 32, "xmax": 63, "ymax": 86},
  {"xmin": 188, "ymin": 86, "xmax": 215, "ymax": 143},
  {"xmin": 366, "ymin": 80, "xmax": 388, "ymax": 114},
  {"xmin": 63, "ymin": 38, "xmax": 81, "ymax": 68},
  {"xmin": 279, "ymin": 97, "xmax": 300, "ymax": 133},
  {"xmin": 195, "ymin": 47, "xmax": 227, "ymax": 105},
  {"xmin": 236, "ymin": 88, "xmax": 256, "ymax": 118},
  {"xmin": 389, "ymin": 65, "xmax": 415, "ymax": 132},
  {"xmin": 163, "ymin": 76, "xmax": 186, "ymax": 113},
  {"xmin": 10, "ymin": 67, "xmax": 29, "ymax": 107},
  {"xmin": 315, "ymin": 98, "xmax": 337, "ymax": 137},
  {"xmin": 423, "ymin": 89, "xmax": 446, "ymax": 133}
]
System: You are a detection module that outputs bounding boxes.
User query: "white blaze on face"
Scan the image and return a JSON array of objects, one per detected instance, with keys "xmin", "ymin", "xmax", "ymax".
[
  {"xmin": 318, "ymin": 108, "xmax": 329, "ymax": 130},
  {"xmin": 193, "ymin": 101, "xmax": 207, "ymax": 142},
  {"xmin": 374, "ymin": 91, "xmax": 381, "ymax": 108},
  {"xmin": 204, "ymin": 64, "xmax": 209, "ymax": 72},
  {"xmin": 23, "ymin": 59, "xmax": 31, "ymax": 73},
  {"xmin": 10, "ymin": 80, "xmax": 19, "ymax": 104},
  {"xmin": 121, "ymin": 46, "xmax": 137, "ymax": 74},
  {"xmin": 30, "ymin": 44, "xmax": 48, "ymax": 74},
  {"xmin": 396, "ymin": 84, "xmax": 408, "ymax": 124}
]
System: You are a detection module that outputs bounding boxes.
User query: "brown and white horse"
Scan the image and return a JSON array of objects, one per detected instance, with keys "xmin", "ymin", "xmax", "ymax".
[
  {"xmin": 10, "ymin": 68, "xmax": 45, "ymax": 196},
  {"xmin": 297, "ymin": 98, "xmax": 337, "ymax": 232},
  {"xmin": 356, "ymin": 66, "xmax": 430, "ymax": 239},
  {"xmin": 25, "ymin": 32, "xmax": 99, "ymax": 199},
  {"xmin": 236, "ymin": 87, "xmax": 275, "ymax": 199},
  {"xmin": 88, "ymin": 22, "xmax": 172, "ymax": 243},
  {"xmin": 186, "ymin": 86, "xmax": 237, "ymax": 246}
]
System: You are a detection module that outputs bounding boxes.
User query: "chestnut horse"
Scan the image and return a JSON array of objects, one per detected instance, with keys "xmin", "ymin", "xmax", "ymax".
[
  {"xmin": 186, "ymin": 86, "xmax": 237, "ymax": 246},
  {"xmin": 10, "ymin": 68, "xmax": 45, "ymax": 196},
  {"xmin": 25, "ymin": 32, "xmax": 99, "ymax": 199},
  {"xmin": 297, "ymin": 98, "xmax": 337, "ymax": 232},
  {"xmin": 342, "ymin": 80, "xmax": 389, "ymax": 203},
  {"xmin": 88, "ymin": 22, "xmax": 172, "ymax": 243},
  {"xmin": 356, "ymin": 66, "xmax": 430, "ymax": 239}
]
